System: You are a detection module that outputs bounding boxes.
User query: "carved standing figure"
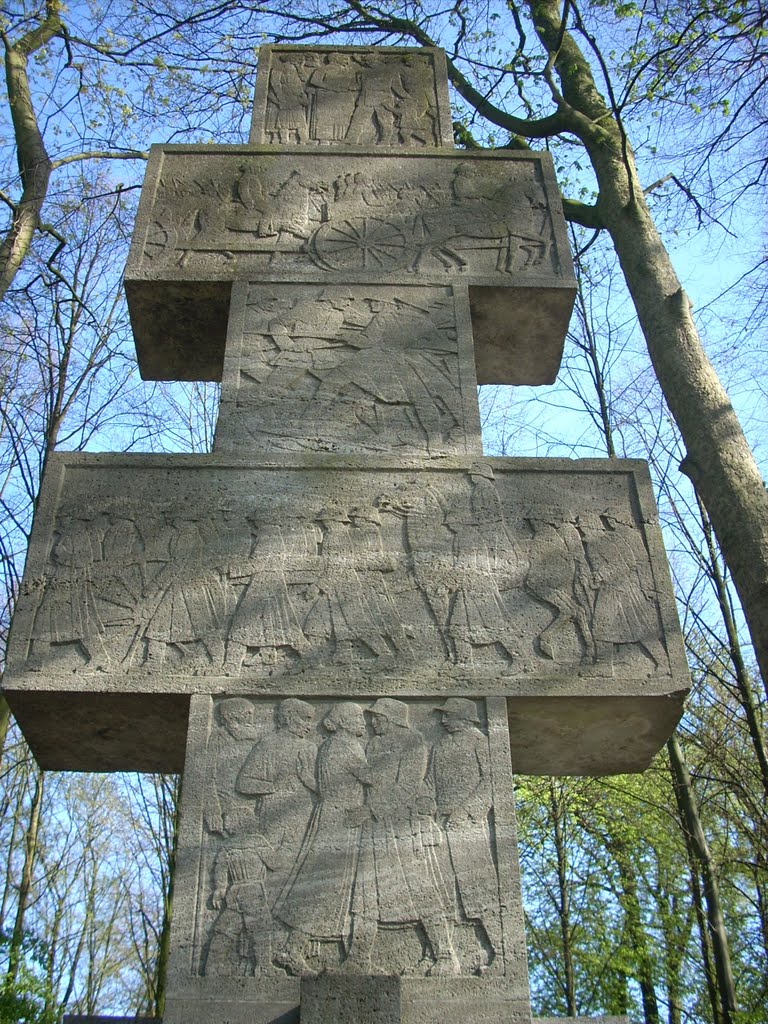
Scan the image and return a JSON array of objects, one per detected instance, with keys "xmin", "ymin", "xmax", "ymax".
[
  {"xmin": 205, "ymin": 806, "xmax": 276, "ymax": 976},
  {"xmin": 205, "ymin": 698, "xmax": 260, "ymax": 836},
  {"xmin": 396, "ymin": 55, "xmax": 437, "ymax": 145},
  {"xmin": 236, "ymin": 698, "xmax": 318, "ymax": 902},
  {"xmin": 525, "ymin": 511, "xmax": 594, "ymax": 662},
  {"xmin": 266, "ymin": 54, "xmax": 310, "ymax": 144},
  {"xmin": 274, "ymin": 702, "xmax": 371, "ymax": 975},
  {"xmin": 443, "ymin": 470, "xmax": 518, "ymax": 667},
  {"xmin": 142, "ymin": 512, "xmax": 225, "ymax": 670},
  {"xmin": 97, "ymin": 509, "xmax": 145, "ymax": 667},
  {"xmin": 304, "ymin": 506, "xmax": 395, "ymax": 666},
  {"xmin": 343, "ymin": 698, "xmax": 458, "ymax": 975},
  {"xmin": 225, "ymin": 520, "xmax": 309, "ymax": 673},
  {"xmin": 346, "ymin": 57, "xmax": 400, "ymax": 144},
  {"xmin": 580, "ymin": 511, "xmax": 667, "ymax": 673},
  {"xmin": 307, "ymin": 53, "xmax": 357, "ymax": 143},
  {"xmin": 426, "ymin": 698, "xmax": 503, "ymax": 972},
  {"xmin": 29, "ymin": 512, "xmax": 111, "ymax": 672}
]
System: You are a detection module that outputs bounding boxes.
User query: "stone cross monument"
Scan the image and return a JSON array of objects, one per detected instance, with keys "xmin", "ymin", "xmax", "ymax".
[{"xmin": 4, "ymin": 46, "xmax": 689, "ymax": 1024}]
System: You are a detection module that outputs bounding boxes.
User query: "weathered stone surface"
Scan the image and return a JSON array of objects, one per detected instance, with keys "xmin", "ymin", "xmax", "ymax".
[
  {"xmin": 214, "ymin": 282, "xmax": 483, "ymax": 456},
  {"xmin": 6, "ymin": 691, "xmax": 189, "ymax": 773},
  {"xmin": 4, "ymin": 452, "xmax": 687, "ymax": 773},
  {"xmin": 5, "ymin": 41, "xmax": 689, "ymax": 1024},
  {"xmin": 250, "ymin": 46, "xmax": 454, "ymax": 148},
  {"xmin": 162, "ymin": 695, "xmax": 530, "ymax": 1019},
  {"xmin": 301, "ymin": 976, "xmax": 403, "ymax": 1024},
  {"xmin": 302, "ymin": 976, "xmax": 534, "ymax": 1023},
  {"xmin": 124, "ymin": 147, "xmax": 574, "ymax": 385}
]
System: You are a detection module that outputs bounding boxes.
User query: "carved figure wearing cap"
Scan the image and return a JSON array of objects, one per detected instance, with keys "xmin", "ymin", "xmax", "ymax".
[
  {"xmin": 274, "ymin": 702, "xmax": 372, "ymax": 975},
  {"xmin": 205, "ymin": 699, "xmax": 260, "ymax": 837},
  {"xmin": 342, "ymin": 697, "xmax": 459, "ymax": 975},
  {"xmin": 236, "ymin": 698, "xmax": 317, "ymax": 904},
  {"xmin": 426, "ymin": 699, "xmax": 503, "ymax": 972}
]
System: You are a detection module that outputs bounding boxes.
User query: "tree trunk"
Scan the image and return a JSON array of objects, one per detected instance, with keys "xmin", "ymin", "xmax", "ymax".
[
  {"xmin": 694, "ymin": 492, "xmax": 768, "ymax": 799},
  {"xmin": 154, "ymin": 778, "xmax": 180, "ymax": 1018},
  {"xmin": 0, "ymin": 697, "xmax": 10, "ymax": 764},
  {"xmin": 549, "ymin": 780, "xmax": 577, "ymax": 1015},
  {"xmin": 5, "ymin": 769, "xmax": 44, "ymax": 987},
  {"xmin": 667, "ymin": 733, "xmax": 736, "ymax": 1023},
  {"xmin": 604, "ymin": 834, "xmax": 660, "ymax": 1024},
  {"xmin": 527, "ymin": 0, "xmax": 768, "ymax": 696},
  {"xmin": 0, "ymin": 3, "xmax": 63, "ymax": 302}
]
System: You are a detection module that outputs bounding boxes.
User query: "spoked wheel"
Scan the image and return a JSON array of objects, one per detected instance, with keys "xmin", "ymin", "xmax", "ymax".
[
  {"xmin": 144, "ymin": 217, "xmax": 175, "ymax": 262},
  {"xmin": 309, "ymin": 217, "xmax": 409, "ymax": 272}
]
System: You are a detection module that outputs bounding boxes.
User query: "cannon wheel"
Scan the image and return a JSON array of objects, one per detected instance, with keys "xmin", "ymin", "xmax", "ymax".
[
  {"xmin": 309, "ymin": 216, "xmax": 409, "ymax": 272},
  {"xmin": 144, "ymin": 217, "xmax": 176, "ymax": 262}
]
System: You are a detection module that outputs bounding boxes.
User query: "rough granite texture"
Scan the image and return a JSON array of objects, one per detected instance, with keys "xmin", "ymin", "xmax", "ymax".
[
  {"xmin": 5, "ymin": 454, "xmax": 687, "ymax": 774},
  {"xmin": 123, "ymin": 146, "xmax": 575, "ymax": 386}
]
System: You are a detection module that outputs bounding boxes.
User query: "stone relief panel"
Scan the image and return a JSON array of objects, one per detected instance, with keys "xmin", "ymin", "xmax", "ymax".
[
  {"xmin": 253, "ymin": 49, "xmax": 447, "ymax": 148},
  {"xmin": 214, "ymin": 284, "xmax": 479, "ymax": 456},
  {"xmin": 196, "ymin": 697, "xmax": 510, "ymax": 979},
  {"xmin": 15, "ymin": 460, "xmax": 673, "ymax": 685},
  {"xmin": 134, "ymin": 151, "xmax": 562, "ymax": 282}
]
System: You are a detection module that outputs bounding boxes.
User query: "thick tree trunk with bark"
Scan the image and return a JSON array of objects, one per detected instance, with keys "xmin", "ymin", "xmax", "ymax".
[{"xmin": 595, "ymin": 157, "xmax": 768, "ymax": 700}]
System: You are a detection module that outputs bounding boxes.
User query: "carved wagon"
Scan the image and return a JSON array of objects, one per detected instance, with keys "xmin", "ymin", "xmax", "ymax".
[{"xmin": 306, "ymin": 201, "xmax": 550, "ymax": 275}]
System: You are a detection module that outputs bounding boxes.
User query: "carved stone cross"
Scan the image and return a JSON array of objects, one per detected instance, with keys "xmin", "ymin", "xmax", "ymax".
[{"xmin": 4, "ymin": 45, "xmax": 688, "ymax": 1024}]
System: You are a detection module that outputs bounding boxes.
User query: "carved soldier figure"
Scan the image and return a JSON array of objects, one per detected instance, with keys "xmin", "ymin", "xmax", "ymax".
[
  {"xmin": 396, "ymin": 55, "xmax": 437, "ymax": 145},
  {"xmin": 266, "ymin": 54, "xmax": 310, "ymax": 144},
  {"xmin": 525, "ymin": 509, "xmax": 594, "ymax": 663},
  {"xmin": 427, "ymin": 698, "xmax": 503, "ymax": 973},
  {"xmin": 318, "ymin": 295, "xmax": 447, "ymax": 450},
  {"xmin": 257, "ymin": 290, "xmax": 356, "ymax": 395},
  {"xmin": 205, "ymin": 697, "xmax": 260, "ymax": 836},
  {"xmin": 348, "ymin": 506, "xmax": 413, "ymax": 659},
  {"xmin": 258, "ymin": 169, "xmax": 319, "ymax": 242},
  {"xmin": 443, "ymin": 472, "xmax": 519, "ymax": 668},
  {"xmin": 346, "ymin": 56, "xmax": 400, "ymax": 144},
  {"xmin": 304, "ymin": 506, "xmax": 395, "ymax": 666},
  {"xmin": 225, "ymin": 519, "xmax": 309, "ymax": 673},
  {"xmin": 274, "ymin": 702, "xmax": 372, "ymax": 974},
  {"xmin": 306, "ymin": 53, "xmax": 357, "ymax": 143},
  {"xmin": 236, "ymin": 698, "xmax": 318, "ymax": 903},
  {"xmin": 89, "ymin": 508, "xmax": 145, "ymax": 669},
  {"xmin": 343, "ymin": 698, "xmax": 458, "ymax": 976},
  {"xmin": 142, "ymin": 512, "xmax": 225, "ymax": 670},
  {"xmin": 29, "ymin": 511, "xmax": 111, "ymax": 672},
  {"xmin": 226, "ymin": 162, "xmax": 268, "ymax": 234},
  {"xmin": 580, "ymin": 510, "xmax": 667, "ymax": 673}
]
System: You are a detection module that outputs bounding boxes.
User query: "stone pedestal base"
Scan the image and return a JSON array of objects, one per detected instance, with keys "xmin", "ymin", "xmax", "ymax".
[
  {"xmin": 161, "ymin": 975, "xmax": 533, "ymax": 1024},
  {"xmin": 301, "ymin": 975, "xmax": 401, "ymax": 1023},
  {"xmin": 302, "ymin": 975, "xmax": 533, "ymax": 1024}
]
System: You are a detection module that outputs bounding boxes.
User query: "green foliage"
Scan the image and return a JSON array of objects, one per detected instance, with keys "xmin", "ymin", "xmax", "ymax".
[{"xmin": 0, "ymin": 931, "xmax": 57, "ymax": 1024}]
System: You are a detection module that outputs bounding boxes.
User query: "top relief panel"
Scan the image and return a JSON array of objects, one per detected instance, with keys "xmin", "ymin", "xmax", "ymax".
[{"xmin": 250, "ymin": 46, "xmax": 455, "ymax": 148}]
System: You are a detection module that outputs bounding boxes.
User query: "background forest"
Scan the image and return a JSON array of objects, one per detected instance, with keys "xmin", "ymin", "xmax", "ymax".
[{"xmin": 0, "ymin": 0, "xmax": 765, "ymax": 1021}]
